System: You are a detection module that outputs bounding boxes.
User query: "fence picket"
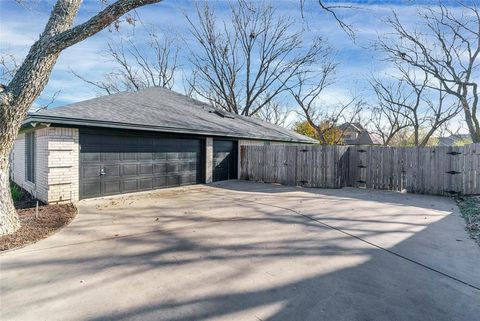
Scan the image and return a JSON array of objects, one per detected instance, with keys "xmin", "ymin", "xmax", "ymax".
[{"xmin": 239, "ymin": 144, "xmax": 480, "ymax": 195}]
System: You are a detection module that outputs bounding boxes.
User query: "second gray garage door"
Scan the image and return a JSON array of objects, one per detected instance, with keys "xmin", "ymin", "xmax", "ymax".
[
  {"xmin": 213, "ymin": 140, "xmax": 237, "ymax": 182},
  {"xmin": 80, "ymin": 129, "xmax": 203, "ymax": 199}
]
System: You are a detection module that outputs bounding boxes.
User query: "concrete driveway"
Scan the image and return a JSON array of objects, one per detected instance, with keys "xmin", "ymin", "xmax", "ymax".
[{"xmin": 1, "ymin": 181, "xmax": 479, "ymax": 321}]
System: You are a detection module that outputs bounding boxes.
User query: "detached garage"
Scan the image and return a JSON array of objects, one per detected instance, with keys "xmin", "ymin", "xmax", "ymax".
[{"xmin": 10, "ymin": 87, "xmax": 315, "ymax": 203}]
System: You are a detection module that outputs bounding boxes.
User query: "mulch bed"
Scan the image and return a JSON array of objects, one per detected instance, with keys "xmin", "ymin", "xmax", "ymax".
[{"xmin": 0, "ymin": 190, "xmax": 77, "ymax": 251}]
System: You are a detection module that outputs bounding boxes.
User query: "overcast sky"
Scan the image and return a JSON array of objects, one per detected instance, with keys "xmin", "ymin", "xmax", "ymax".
[{"xmin": 0, "ymin": 0, "xmax": 472, "ymax": 132}]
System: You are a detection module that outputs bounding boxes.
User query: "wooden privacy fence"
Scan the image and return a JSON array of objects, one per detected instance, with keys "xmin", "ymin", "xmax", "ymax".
[{"xmin": 240, "ymin": 144, "xmax": 480, "ymax": 196}]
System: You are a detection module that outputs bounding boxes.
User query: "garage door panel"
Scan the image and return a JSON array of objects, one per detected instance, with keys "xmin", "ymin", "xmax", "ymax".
[
  {"xmin": 179, "ymin": 175, "xmax": 191, "ymax": 185},
  {"xmin": 80, "ymin": 130, "xmax": 203, "ymax": 199},
  {"xmin": 139, "ymin": 152, "xmax": 153, "ymax": 160},
  {"xmin": 179, "ymin": 162, "xmax": 188, "ymax": 171},
  {"xmin": 123, "ymin": 179, "xmax": 138, "ymax": 192},
  {"xmin": 186, "ymin": 160, "xmax": 199, "ymax": 169},
  {"xmin": 139, "ymin": 178, "xmax": 153, "ymax": 190},
  {"xmin": 180, "ymin": 152, "xmax": 195, "ymax": 159},
  {"xmin": 82, "ymin": 152, "xmax": 101, "ymax": 162},
  {"xmin": 140, "ymin": 164, "xmax": 153, "ymax": 175},
  {"xmin": 82, "ymin": 182, "xmax": 101, "ymax": 197},
  {"xmin": 122, "ymin": 164, "xmax": 138, "ymax": 176},
  {"xmin": 153, "ymin": 163, "xmax": 167, "ymax": 174},
  {"xmin": 181, "ymin": 162, "xmax": 194, "ymax": 171},
  {"xmin": 154, "ymin": 152, "xmax": 167, "ymax": 160},
  {"xmin": 104, "ymin": 181, "xmax": 121, "ymax": 194},
  {"xmin": 103, "ymin": 152, "xmax": 121, "ymax": 162},
  {"xmin": 122, "ymin": 153, "xmax": 137, "ymax": 161},
  {"xmin": 167, "ymin": 152, "xmax": 180, "ymax": 160},
  {"xmin": 167, "ymin": 163, "xmax": 179, "ymax": 172},
  {"xmin": 154, "ymin": 176, "xmax": 167, "ymax": 187},
  {"xmin": 82, "ymin": 166, "xmax": 100, "ymax": 179},
  {"xmin": 167, "ymin": 175, "xmax": 180, "ymax": 186},
  {"xmin": 104, "ymin": 165, "xmax": 120, "ymax": 177}
]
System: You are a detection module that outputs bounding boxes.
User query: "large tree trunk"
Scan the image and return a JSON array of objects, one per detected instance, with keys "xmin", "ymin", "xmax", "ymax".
[
  {"xmin": 0, "ymin": 98, "xmax": 24, "ymax": 235},
  {"xmin": 0, "ymin": 157, "xmax": 19, "ymax": 235}
]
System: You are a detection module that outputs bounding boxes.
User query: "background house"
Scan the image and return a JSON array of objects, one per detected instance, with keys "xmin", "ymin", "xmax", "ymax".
[
  {"xmin": 438, "ymin": 134, "xmax": 472, "ymax": 146},
  {"xmin": 336, "ymin": 123, "xmax": 382, "ymax": 145},
  {"xmin": 10, "ymin": 87, "xmax": 315, "ymax": 203}
]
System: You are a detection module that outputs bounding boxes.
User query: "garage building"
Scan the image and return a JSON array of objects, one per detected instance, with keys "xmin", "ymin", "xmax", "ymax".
[{"xmin": 10, "ymin": 87, "xmax": 315, "ymax": 203}]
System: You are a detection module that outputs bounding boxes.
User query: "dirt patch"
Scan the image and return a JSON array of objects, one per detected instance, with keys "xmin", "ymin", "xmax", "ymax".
[{"xmin": 0, "ymin": 203, "xmax": 77, "ymax": 251}]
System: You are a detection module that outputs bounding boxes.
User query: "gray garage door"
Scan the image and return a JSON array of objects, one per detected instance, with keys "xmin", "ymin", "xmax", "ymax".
[
  {"xmin": 80, "ymin": 129, "xmax": 203, "ymax": 199},
  {"xmin": 213, "ymin": 140, "xmax": 237, "ymax": 182}
]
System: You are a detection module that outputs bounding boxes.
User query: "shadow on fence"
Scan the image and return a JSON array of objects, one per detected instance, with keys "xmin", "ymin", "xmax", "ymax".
[{"xmin": 240, "ymin": 144, "xmax": 480, "ymax": 196}]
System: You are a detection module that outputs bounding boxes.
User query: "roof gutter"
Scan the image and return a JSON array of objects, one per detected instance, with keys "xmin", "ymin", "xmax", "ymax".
[{"xmin": 22, "ymin": 115, "xmax": 317, "ymax": 144}]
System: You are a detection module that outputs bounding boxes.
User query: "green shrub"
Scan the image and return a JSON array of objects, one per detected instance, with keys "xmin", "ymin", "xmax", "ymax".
[{"xmin": 10, "ymin": 182, "xmax": 22, "ymax": 203}]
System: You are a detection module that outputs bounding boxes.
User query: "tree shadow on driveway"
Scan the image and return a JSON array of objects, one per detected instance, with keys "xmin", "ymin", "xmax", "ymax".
[{"xmin": 1, "ymin": 181, "xmax": 479, "ymax": 321}]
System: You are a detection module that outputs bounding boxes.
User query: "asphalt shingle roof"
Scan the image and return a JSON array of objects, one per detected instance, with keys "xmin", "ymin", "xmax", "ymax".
[{"xmin": 25, "ymin": 87, "xmax": 316, "ymax": 144}]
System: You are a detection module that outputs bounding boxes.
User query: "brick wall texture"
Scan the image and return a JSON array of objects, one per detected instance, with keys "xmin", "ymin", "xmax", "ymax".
[{"xmin": 10, "ymin": 127, "xmax": 79, "ymax": 203}]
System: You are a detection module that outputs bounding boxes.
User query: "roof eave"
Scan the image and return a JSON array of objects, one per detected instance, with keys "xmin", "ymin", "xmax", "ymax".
[{"xmin": 22, "ymin": 115, "xmax": 317, "ymax": 144}]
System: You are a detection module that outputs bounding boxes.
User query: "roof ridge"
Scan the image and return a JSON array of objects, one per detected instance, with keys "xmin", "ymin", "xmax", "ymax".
[{"xmin": 26, "ymin": 87, "xmax": 317, "ymax": 144}]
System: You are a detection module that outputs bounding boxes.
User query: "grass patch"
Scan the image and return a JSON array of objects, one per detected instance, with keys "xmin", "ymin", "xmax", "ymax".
[
  {"xmin": 9, "ymin": 182, "xmax": 39, "ymax": 209},
  {"xmin": 10, "ymin": 181, "xmax": 22, "ymax": 203},
  {"xmin": 457, "ymin": 196, "xmax": 480, "ymax": 246}
]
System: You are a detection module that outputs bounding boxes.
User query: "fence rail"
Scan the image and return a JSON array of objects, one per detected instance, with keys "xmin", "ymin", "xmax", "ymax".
[{"xmin": 240, "ymin": 144, "xmax": 480, "ymax": 196}]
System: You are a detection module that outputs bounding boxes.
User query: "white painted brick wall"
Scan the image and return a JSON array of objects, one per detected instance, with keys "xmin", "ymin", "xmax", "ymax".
[
  {"xmin": 9, "ymin": 127, "xmax": 79, "ymax": 204},
  {"xmin": 10, "ymin": 131, "xmax": 41, "ymax": 198},
  {"xmin": 10, "ymin": 133, "xmax": 27, "ymax": 189},
  {"xmin": 44, "ymin": 127, "xmax": 79, "ymax": 203}
]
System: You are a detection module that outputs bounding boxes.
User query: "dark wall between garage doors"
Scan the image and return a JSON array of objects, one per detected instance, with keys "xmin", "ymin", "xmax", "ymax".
[{"xmin": 79, "ymin": 128, "xmax": 204, "ymax": 199}]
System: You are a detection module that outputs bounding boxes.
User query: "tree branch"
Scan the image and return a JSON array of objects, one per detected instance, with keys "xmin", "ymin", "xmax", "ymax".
[{"xmin": 48, "ymin": 0, "xmax": 162, "ymax": 54}]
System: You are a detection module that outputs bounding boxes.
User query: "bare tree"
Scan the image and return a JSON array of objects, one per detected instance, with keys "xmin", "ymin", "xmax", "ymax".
[
  {"xmin": 289, "ymin": 53, "xmax": 363, "ymax": 144},
  {"xmin": 299, "ymin": 0, "xmax": 358, "ymax": 41},
  {"xmin": 369, "ymin": 77, "xmax": 409, "ymax": 145},
  {"xmin": 0, "ymin": 0, "xmax": 162, "ymax": 236},
  {"xmin": 317, "ymin": 0, "xmax": 357, "ymax": 41},
  {"xmin": 256, "ymin": 100, "xmax": 291, "ymax": 127},
  {"xmin": 74, "ymin": 26, "xmax": 179, "ymax": 94},
  {"xmin": 291, "ymin": 73, "xmax": 364, "ymax": 144},
  {"xmin": 378, "ymin": 4, "xmax": 480, "ymax": 142},
  {"xmin": 185, "ymin": 1, "xmax": 324, "ymax": 117},
  {"xmin": 370, "ymin": 66, "xmax": 461, "ymax": 146}
]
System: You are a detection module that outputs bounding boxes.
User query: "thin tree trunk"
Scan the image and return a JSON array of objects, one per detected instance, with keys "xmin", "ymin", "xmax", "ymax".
[
  {"xmin": 460, "ymin": 97, "xmax": 480, "ymax": 143},
  {"xmin": 315, "ymin": 129, "xmax": 327, "ymax": 145}
]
